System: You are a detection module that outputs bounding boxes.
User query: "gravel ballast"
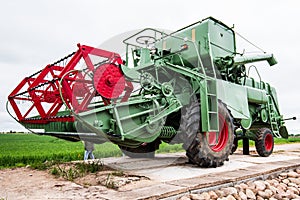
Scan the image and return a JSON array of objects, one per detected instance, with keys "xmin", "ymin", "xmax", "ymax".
[{"xmin": 178, "ymin": 168, "xmax": 300, "ymax": 200}]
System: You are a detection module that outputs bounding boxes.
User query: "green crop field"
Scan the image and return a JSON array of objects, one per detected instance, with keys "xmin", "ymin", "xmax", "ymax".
[
  {"xmin": 237, "ymin": 137, "xmax": 300, "ymax": 147},
  {"xmin": 0, "ymin": 133, "xmax": 299, "ymax": 169},
  {"xmin": 0, "ymin": 133, "xmax": 183, "ymax": 168},
  {"xmin": 0, "ymin": 133, "xmax": 122, "ymax": 168}
]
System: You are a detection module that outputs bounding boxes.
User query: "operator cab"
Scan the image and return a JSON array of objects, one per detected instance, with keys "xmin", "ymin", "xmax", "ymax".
[{"xmin": 122, "ymin": 28, "xmax": 190, "ymax": 68}]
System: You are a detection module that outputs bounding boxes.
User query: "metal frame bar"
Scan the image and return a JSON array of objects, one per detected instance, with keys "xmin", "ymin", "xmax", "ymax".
[{"xmin": 8, "ymin": 44, "xmax": 122, "ymax": 124}]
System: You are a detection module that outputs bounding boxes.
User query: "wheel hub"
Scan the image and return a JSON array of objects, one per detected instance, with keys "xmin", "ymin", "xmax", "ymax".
[
  {"xmin": 264, "ymin": 133, "xmax": 273, "ymax": 151},
  {"xmin": 206, "ymin": 114, "xmax": 229, "ymax": 152},
  {"xmin": 93, "ymin": 63, "xmax": 126, "ymax": 99}
]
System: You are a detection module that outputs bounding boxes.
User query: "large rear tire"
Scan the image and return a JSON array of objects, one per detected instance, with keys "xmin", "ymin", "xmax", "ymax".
[
  {"xmin": 255, "ymin": 128, "xmax": 274, "ymax": 157},
  {"xmin": 183, "ymin": 101, "xmax": 234, "ymax": 167}
]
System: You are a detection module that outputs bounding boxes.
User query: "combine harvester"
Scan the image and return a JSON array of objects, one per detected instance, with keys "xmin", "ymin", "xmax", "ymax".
[{"xmin": 8, "ymin": 17, "xmax": 293, "ymax": 167}]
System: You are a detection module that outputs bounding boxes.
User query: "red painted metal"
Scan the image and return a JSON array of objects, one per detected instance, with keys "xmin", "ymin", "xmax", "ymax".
[
  {"xmin": 93, "ymin": 63, "xmax": 126, "ymax": 99},
  {"xmin": 8, "ymin": 44, "xmax": 130, "ymax": 124},
  {"xmin": 264, "ymin": 133, "xmax": 273, "ymax": 151},
  {"xmin": 206, "ymin": 114, "xmax": 229, "ymax": 152}
]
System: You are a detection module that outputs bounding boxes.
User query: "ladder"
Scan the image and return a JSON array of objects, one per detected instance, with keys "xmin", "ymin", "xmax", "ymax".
[
  {"xmin": 267, "ymin": 94, "xmax": 281, "ymax": 138},
  {"xmin": 200, "ymin": 34, "xmax": 219, "ymax": 133},
  {"xmin": 200, "ymin": 78, "xmax": 219, "ymax": 132}
]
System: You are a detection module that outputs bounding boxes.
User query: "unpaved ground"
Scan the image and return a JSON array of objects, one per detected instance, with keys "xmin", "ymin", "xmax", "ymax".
[
  {"xmin": 1, "ymin": 144, "xmax": 300, "ymax": 200},
  {"xmin": 0, "ymin": 167, "xmax": 108, "ymax": 200},
  {"xmin": 0, "ymin": 163, "xmax": 151, "ymax": 200}
]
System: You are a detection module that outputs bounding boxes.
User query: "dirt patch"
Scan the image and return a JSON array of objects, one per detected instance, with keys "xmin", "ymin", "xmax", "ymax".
[
  {"xmin": 0, "ymin": 162, "xmax": 149, "ymax": 200},
  {"xmin": 75, "ymin": 170, "xmax": 149, "ymax": 189},
  {"xmin": 49, "ymin": 161, "xmax": 149, "ymax": 189}
]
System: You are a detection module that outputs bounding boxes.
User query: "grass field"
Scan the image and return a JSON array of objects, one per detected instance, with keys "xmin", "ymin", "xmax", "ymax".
[
  {"xmin": 0, "ymin": 133, "xmax": 183, "ymax": 168},
  {"xmin": 0, "ymin": 133, "xmax": 299, "ymax": 168},
  {"xmin": 237, "ymin": 137, "xmax": 300, "ymax": 146}
]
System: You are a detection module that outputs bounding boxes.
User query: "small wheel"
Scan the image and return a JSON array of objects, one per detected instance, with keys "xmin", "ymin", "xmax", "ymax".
[
  {"xmin": 255, "ymin": 128, "xmax": 274, "ymax": 157},
  {"xmin": 136, "ymin": 36, "xmax": 156, "ymax": 45}
]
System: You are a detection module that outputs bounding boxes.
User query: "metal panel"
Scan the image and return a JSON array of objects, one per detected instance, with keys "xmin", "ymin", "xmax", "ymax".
[{"xmin": 217, "ymin": 80, "xmax": 250, "ymax": 119}]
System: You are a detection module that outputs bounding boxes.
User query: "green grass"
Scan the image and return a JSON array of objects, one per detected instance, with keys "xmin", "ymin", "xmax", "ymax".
[
  {"xmin": 50, "ymin": 160, "xmax": 105, "ymax": 181},
  {"xmin": 0, "ymin": 133, "xmax": 183, "ymax": 168},
  {"xmin": 274, "ymin": 137, "xmax": 300, "ymax": 144},
  {"xmin": 0, "ymin": 133, "xmax": 122, "ymax": 168},
  {"xmin": 237, "ymin": 137, "xmax": 300, "ymax": 147},
  {"xmin": 156, "ymin": 142, "xmax": 184, "ymax": 153},
  {"xmin": 1, "ymin": 133, "xmax": 299, "ymax": 169}
]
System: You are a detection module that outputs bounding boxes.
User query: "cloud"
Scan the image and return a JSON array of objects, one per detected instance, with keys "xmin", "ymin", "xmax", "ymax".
[{"xmin": 0, "ymin": 111, "xmax": 26, "ymax": 132}]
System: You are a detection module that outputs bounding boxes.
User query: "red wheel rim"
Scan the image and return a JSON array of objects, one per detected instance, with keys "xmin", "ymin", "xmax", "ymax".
[
  {"xmin": 264, "ymin": 133, "xmax": 273, "ymax": 151},
  {"xmin": 206, "ymin": 114, "xmax": 229, "ymax": 152}
]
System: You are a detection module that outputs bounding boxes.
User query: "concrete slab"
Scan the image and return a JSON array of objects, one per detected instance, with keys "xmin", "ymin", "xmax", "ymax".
[
  {"xmin": 98, "ymin": 144, "xmax": 300, "ymax": 200},
  {"xmin": 99, "ymin": 183, "xmax": 188, "ymax": 200},
  {"xmin": 166, "ymin": 174, "xmax": 230, "ymax": 189},
  {"xmin": 233, "ymin": 153, "xmax": 300, "ymax": 164},
  {"xmin": 104, "ymin": 153, "xmax": 187, "ymax": 171},
  {"xmin": 108, "ymin": 153, "xmax": 299, "ymax": 183},
  {"xmin": 133, "ymin": 160, "xmax": 254, "ymax": 182}
]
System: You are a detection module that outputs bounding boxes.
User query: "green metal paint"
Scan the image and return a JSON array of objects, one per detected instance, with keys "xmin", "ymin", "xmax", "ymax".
[{"xmin": 21, "ymin": 17, "xmax": 287, "ymax": 148}]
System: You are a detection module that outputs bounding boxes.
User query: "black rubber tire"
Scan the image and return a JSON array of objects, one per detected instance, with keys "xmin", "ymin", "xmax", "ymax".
[
  {"xmin": 231, "ymin": 137, "xmax": 238, "ymax": 154},
  {"xmin": 255, "ymin": 128, "xmax": 274, "ymax": 157},
  {"xmin": 180, "ymin": 101, "xmax": 201, "ymax": 150},
  {"xmin": 118, "ymin": 141, "xmax": 160, "ymax": 158},
  {"xmin": 182, "ymin": 101, "xmax": 234, "ymax": 167}
]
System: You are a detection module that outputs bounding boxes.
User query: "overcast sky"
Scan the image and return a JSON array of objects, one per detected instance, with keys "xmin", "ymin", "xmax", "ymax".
[{"xmin": 1, "ymin": 0, "xmax": 299, "ymax": 134}]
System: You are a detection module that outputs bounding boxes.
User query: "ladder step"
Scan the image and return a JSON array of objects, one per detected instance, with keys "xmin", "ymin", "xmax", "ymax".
[
  {"xmin": 207, "ymin": 93, "xmax": 217, "ymax": 96},
  {"xmin": 267, "ymin": 94, "xmax": 280, "ymax": 137},
  {"xmin": 201, "ymin": 78, "xmax": 218, "ymax": 132}
]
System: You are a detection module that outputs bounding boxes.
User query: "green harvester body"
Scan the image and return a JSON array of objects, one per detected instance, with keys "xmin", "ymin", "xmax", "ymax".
[{"xmin": 10, "ymin": 17, "xmax": 289, "ymax": 166}]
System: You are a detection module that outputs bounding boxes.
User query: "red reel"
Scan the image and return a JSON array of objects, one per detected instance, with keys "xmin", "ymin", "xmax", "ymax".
[{"xmin": 93, "ymin": 63, "xmax": 126, "ymax": 99}]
